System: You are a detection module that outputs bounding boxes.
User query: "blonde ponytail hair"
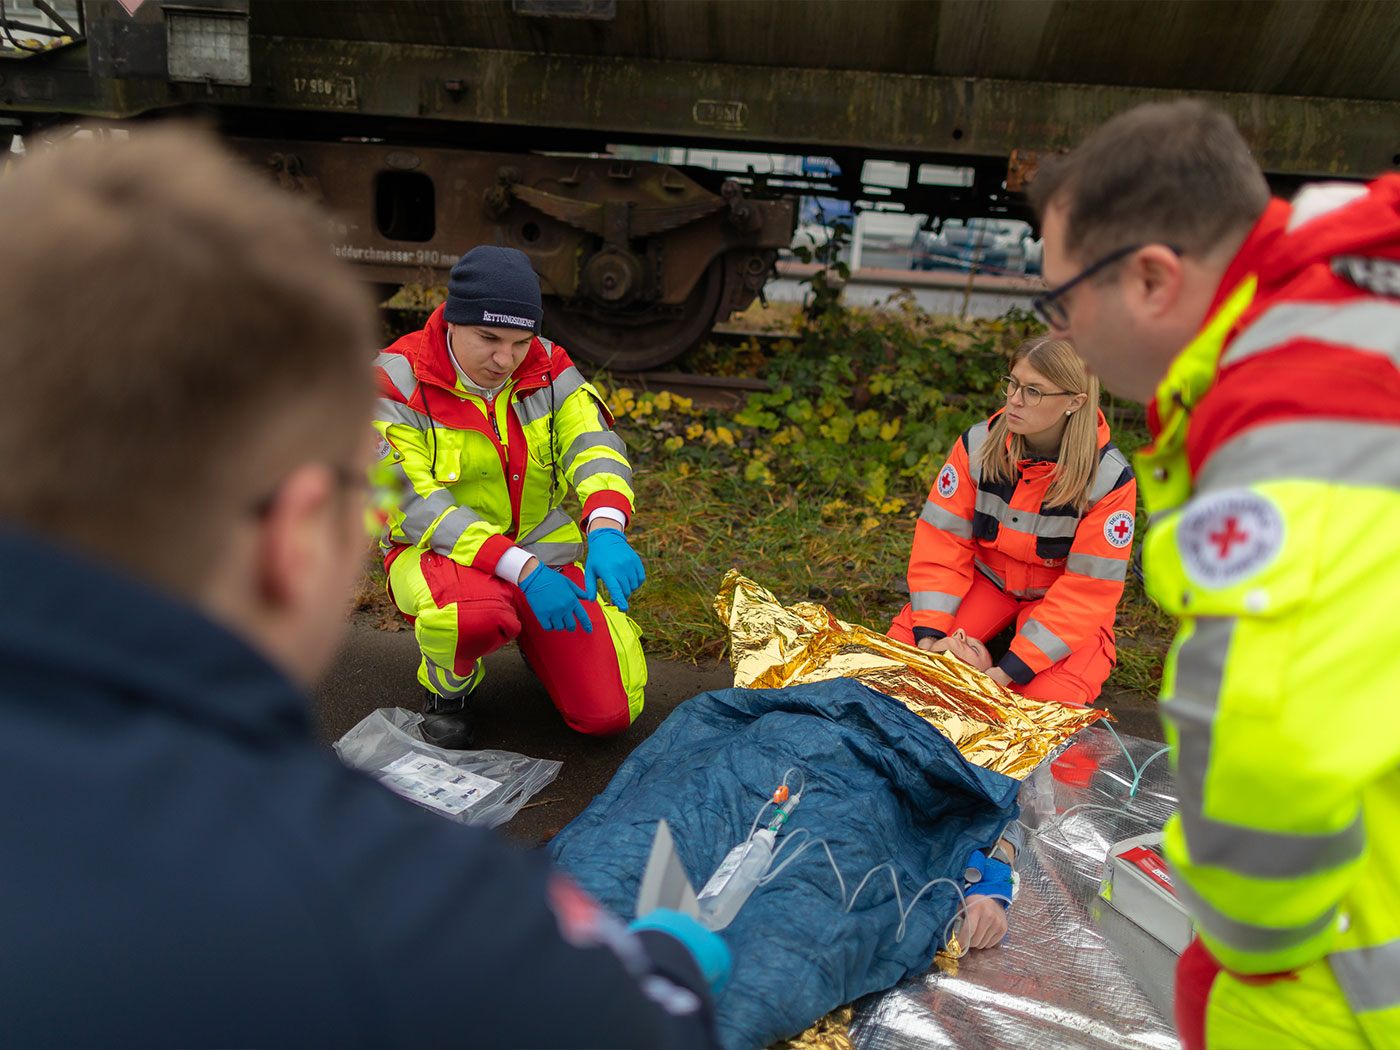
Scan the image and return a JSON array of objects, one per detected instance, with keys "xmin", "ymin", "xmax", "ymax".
[{"xmin": 975, "ymin": 336, "xmax": 1102, "ymax": 511}]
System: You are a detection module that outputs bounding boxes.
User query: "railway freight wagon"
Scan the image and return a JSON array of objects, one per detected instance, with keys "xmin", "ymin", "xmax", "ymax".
[{"xmin": 3, "ymin": 0, "xmax": 1398, "ymax": 368}]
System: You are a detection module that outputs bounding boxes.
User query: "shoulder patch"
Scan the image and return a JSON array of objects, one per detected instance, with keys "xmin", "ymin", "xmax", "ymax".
[
  {"xmin": 1332, "ymin": 256, "xmax": 1400, "ymax": 298},
  {"xmin": 1103, "ymin": 510, "xmax": 1135, "ymax": 548},
  {"xmin": 374, "ymin": 434, "xmax": 393, "ymax": 460},
  {"xmin": 937, "ymin": 464, "xmax": 959, "ymax": 498},
  {"xmin": 1177, "ymin": 489, "xmax": 1284, "ymax": 588}
]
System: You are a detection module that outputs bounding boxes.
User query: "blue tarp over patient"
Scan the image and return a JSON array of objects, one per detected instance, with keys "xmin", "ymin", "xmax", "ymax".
[{"xmin": 549, "ymin": 679, "xmax": 1020, "ymax": 1050}]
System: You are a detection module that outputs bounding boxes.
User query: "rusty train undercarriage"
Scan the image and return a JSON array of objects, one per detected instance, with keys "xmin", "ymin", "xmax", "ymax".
[{"xmin": 249, "ymin": 138, "xmax": 794, "ymax": 369}]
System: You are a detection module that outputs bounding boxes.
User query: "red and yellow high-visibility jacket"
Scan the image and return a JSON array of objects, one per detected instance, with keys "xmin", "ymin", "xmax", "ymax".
[
  {"xmin": 908, "ymin": 410, "xmax": 1136, "ymax": 684},
  {"xmin": 372, "ymin": 305, "xmax": 633, "ymax": 575},
  {"xmin": 1140, "ymin": 175, "xmax": 1400, "ymax": 1042}
]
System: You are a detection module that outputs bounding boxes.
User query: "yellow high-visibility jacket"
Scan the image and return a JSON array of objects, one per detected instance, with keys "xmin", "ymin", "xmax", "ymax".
[
  {"xmin": 372, "ymin": 305, "xmax": 634, "ymax": 575},
  {"xmin": 1140, "ymin": 179, "xmax": 1400, "ymax": 1043}
]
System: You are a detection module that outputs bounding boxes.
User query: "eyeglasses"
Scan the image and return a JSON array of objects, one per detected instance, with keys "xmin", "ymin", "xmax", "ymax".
[
  {"xmin": 999, "ymin": 375, "xmax": 1075, "ymax": 407},
  {"xmin": 1032, "ymin": 243, "xmax": 1182, "ymax": 329}
]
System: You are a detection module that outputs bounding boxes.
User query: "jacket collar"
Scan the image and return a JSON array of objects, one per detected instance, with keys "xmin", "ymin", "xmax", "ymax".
[
  {"xmin": 0, "ymin": 526, "xmax": 311, "ymax": 744},
  {"xmin": 407, "ymin": 304, "xmax": 557, "ymax": 398},
  {"xmin": 992, "ymin": 407, "xmax": 1112, "ymax": 466}
]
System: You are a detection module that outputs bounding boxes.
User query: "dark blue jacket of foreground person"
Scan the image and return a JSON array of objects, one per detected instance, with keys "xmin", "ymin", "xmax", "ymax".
[
  {"xmin": 551, "ymin": 679, "xmax": 1021, "ymax": 1050},
  {"xmin": 0, "ymin": 532, "xmax": 718, "ymax": 1050}
]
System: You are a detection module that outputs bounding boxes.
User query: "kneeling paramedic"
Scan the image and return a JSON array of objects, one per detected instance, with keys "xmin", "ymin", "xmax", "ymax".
[{"xmin": 374, "ymin": 246, "xmax": 647, "ymax": 746}]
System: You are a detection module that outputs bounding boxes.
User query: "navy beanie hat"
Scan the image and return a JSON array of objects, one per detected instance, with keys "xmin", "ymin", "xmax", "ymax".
[{"xmin": 443, "ymin": 246, "xmax": 543, "ymax": 331}]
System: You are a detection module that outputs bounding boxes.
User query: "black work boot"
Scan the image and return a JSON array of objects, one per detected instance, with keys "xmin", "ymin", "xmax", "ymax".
[{"xmin": 420, "ymin": 690, "xmax": 475, "ymax": 750}]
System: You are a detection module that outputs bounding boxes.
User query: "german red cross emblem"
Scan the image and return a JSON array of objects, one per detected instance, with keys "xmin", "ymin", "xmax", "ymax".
[
  {"xmin": 937, "ymin": 465, "xmax": 959, "ymax": 498},
  {"xmin": 1103, "ymin": 510, "xmax": 1135, "ymax": 548},
  {"xmin": 1177, "ymin": 490, "xmax": 1284, "ymax": 588}
]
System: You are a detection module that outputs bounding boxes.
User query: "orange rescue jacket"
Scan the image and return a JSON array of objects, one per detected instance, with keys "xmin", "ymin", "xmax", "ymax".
[{"xmin": 908, "ymin": 410, "xmax": 1136, "ymax": 684}]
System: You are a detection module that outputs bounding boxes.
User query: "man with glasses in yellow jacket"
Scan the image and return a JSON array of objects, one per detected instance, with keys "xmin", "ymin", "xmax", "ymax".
[
  {"xmin": 1032, "ymin": 99, "xmax": 1400, "ymax": 1049},
  {"xmin": 374, "ymin": 246, "xmax": 647, "ymax": 747}
]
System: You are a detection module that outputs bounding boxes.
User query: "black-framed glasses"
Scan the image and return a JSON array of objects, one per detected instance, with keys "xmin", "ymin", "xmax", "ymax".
[
  {"xmin": 1032, "ymin": 243, "xmax": 1182, "ymax": 328},
  {"xmin": 999, "ymin": 375, "xmax": 1075, "ymax": 407}
]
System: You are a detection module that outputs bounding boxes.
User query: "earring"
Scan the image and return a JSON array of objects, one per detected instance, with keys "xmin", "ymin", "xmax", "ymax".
[{"xmin": 1065, "ymin": 410, "xmax": 1073, "ymax": 416}]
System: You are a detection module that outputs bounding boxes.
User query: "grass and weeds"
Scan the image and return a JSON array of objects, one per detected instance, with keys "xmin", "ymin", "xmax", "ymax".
[
  {"xmin": 596, "ymin": 293, "xmax": 1171, "ymax": 697},
  {"xmin": 366, "ymin": 285, "xmax": 1173, "ymax": 698}
]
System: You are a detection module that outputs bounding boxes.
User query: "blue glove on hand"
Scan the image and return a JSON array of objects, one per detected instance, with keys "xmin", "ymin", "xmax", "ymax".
[
  {"xmin": 519, "ymin": 564, "xmax": 592, "ymax": 633},
  {"xmin": 963, "ymin": 849, "xmax": 1013, "ymax": 906},
  {"xmin": 630, "ymin": 908, "xmax": 732, "ymax": 994},
  {"xmin": 584, "ymin": 526, "xmax": 646, "ymax": 611}
]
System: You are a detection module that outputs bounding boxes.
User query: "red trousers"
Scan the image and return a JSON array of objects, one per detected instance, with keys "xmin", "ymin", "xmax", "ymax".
[
  {"xmin": 387, "ymin": 549, "xmax": 640, "ymax": 737},
  {"xmin": 887, "ymin": 572, "xmax": 1116, "ymax": 705}
]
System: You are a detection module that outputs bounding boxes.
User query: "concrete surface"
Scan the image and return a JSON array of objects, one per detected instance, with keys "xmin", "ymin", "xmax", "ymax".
[{"xmin": 312, "ymin": 617, "xmax": 1165, "ymax": 846}]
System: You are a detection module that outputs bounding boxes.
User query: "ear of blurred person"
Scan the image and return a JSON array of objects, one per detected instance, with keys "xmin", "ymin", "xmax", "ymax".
[{"xmin": 0, "ymin": 123, "xmax": 377, "ymax": 685}]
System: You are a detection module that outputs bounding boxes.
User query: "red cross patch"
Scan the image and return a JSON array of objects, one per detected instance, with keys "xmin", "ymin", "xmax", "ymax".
[
  {"xmin": 936, "ymin": 464, "xmax": 959, "ymax": 498},
  {"xmin": 1103, "ymin": 510, "xmax": 1135, "ymax": 548},
  {"xmin": 1177, "ymin": 490, "xmax": 1284, "ymax": 588}
]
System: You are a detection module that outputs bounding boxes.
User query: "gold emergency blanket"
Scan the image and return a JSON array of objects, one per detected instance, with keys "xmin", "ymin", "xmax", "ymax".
[
  {"xmin": 715, "ymin": 571, "xmax": 1110, "ymax": 1049},
  {"xmin": 713, "ymin": 569, "xmax": 1105, "ymax": 781}
]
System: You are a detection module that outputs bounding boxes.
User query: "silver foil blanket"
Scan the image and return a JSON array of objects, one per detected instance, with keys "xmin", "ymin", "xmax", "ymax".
[{"xmin": 849, "ymin": 726, "xmax": 1181, "ymax": 1050}]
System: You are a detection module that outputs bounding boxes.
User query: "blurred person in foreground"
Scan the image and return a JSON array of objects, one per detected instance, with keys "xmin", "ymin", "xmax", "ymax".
[
  {"xmin": 1032, "ymin": 98, "xmax": 1400, "ymax": 1049},
  {"xmin": 0, "ymin": 126, "xmax": 724, "ymax": 1050}
]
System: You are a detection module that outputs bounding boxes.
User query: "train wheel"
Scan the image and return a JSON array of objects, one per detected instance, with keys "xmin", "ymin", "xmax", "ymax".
[{"xmin": 541, "ymin": 259, "xmax": 724, "ymax": 372}]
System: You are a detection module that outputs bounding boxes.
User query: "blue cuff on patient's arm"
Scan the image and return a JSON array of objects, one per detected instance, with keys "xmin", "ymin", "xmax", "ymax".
[
  {"xmin": 963, "ymin": 849, "xmax": 1013, "ymax": 907},
  {"xmin": 912, "ymin": 626, "xmax": 946, "ymax": 643}
]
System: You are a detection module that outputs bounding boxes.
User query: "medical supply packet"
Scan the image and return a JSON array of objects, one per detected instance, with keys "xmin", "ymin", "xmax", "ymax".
[{"xmin": 334, "ymin": 707, "xmax": 561, "ymax": 828}]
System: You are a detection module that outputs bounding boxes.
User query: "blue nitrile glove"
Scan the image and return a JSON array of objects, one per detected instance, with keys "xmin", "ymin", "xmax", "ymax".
[
  {"xmin": 584, "ymin": 526, "xmax": 646, "ymax": 611},
  {"xmin": 630, "ymin": 908, "xmax": 732, "ymax": 994},
  {"xmin": 519, "ymin": 564, "xmax": 592, "ymax": 633},
  {"xmin": 963, "ymin": 849, "xmax": 1014, "ymax": 907}
]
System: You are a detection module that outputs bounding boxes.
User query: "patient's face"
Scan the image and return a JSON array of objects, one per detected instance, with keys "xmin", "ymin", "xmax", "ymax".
[{"xmin": 943, "ymin": 629, "xmax": 992, "ymax": 671}]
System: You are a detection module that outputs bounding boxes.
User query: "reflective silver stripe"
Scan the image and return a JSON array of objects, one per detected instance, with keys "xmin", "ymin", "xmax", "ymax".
[
  {"xmin": 1332, "ymin": 938, "xmax": 1400, "ymax": 1013},
  {"xmin": 399, "ymin": 488, "xmax": 456, "ymax": 544},
  {"xmin": 373, "ymin": 396, "xmax": 434, "ymax": 431},
  {"xmin": 964, "ymin": 421, "xmax": 992, "ymax": 484},
  {"xmin": 1160, "ymin": 616, "xmax": 1233, "ymax": 795},
  {"xmin": 1198, "ymin": 419, "xmax": 1400, "ymax": 494},
  {"xmin": 1089, "ymin": 446, "xmax": 1132, "ymax": 503},
  {"xmin": 975, "ymin": 489, "xmax": 1080, "ymax": 538},
  {"xmin": 375, "ymin": 352, "xmax": 418, "ymax": 400},
  {"xmin": 1222, "ymin": 301, "xmax": 1400, "ymax": 368},
  {"xmin": 1066, "ymin": 552, "xmax": 1129, "ymax": 581},
  {"xmin": 1172, "ymin": 875, "xmax": 1338, "ymax": 955},
  {"xmin": 561, "ymin": 431, "xmax": 628, "ymax": 476},
  {"xmin": 520, "ymin": 507, "xmax": 574, "ymax": 545},
  {"xmin": 430, "ymin": 504, "xmax": 486, "ymax": 555},
  {"xmin": 1009, "ymin": 586, "xmax": 1049, "ymax": 599},
  {"xmin": 424, "ymin": 659, "xmax": 478, "ymax": 699},
  {"xmin": 1020, "ymin": 619, "xmax": 1071, "ymax": 662},
  {"xmin": 522, "ymin": 540, "xmax": 583, "ymax": 568},
  {"xmin": 920, "ymin": 499, "xmax": 972, "ymax": 538},
  {"xmin": 1160, "ymin": 618, "xmax": 1357, "ymax": 890},
  {"xmin": 974, "ymin": 558, "xmax": 1006, "ymax": 590},
  {"xmin": 1179, "ymin": 808, "xmax": 1366, "ymax": 880},
  {"xmin": 514, "ymin": 366, "xmax": 590, "ymax": 427},
  {"xmin": 911, "ymin": 590, "xmax": 962, "ymax": 614},
  {"xmin": 570, "ymin": 457, "xmax": 633, "ymax": 488}
]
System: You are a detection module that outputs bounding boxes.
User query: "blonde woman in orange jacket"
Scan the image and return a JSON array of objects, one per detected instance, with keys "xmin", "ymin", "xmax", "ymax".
[{"xmin": 888, "ymin": 336, "xmax": 1136, "ymax": 705}]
